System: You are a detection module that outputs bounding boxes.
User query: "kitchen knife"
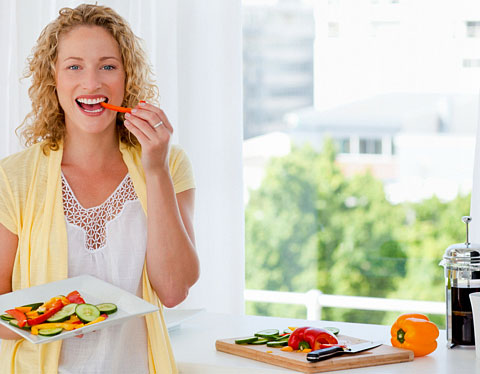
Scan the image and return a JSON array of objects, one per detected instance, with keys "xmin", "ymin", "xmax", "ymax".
[{"xmin": 306, "ymin": 341, "xmax": 382, "ymax": 362}]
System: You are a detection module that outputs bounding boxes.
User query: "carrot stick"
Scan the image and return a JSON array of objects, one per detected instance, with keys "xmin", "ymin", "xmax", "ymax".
[{"xmin": 100, "ymin": 102, "xmax": 132, "ymax": 113}]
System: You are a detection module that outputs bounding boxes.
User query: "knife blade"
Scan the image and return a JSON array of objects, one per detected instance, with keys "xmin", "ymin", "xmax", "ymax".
[{"xmin": 306, "ymin": 341, "xmax": 382, "ymax": 362}]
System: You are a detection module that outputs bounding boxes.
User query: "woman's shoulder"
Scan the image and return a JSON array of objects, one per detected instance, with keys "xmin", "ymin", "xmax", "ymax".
[
  {"xmin": 0, "ymin": 143, "xmax": 46, "ymax": 176},
  {"xmin": 169, "ymin": 143, "xmax": 186, "ymax": 159}
]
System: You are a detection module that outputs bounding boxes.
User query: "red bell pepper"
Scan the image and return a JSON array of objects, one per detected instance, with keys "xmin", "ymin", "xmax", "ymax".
[
  {"xmin": 287, "ymin": 327, "xmax": 310, "ymax": 350},
  {"xmin": 5, "ymin": 309, "xmax": 27, "ymax": 328},
  {"xmin": 66, "ymin": 290, "xmax": 85, "ymax": 304},
  {"xmin": 27, "ymin": 300, "xmax": 63, "ymax": 326},
  {"xmin": 303, "ymin": 327, "xmax": 338, "ymax": 350},
  {"xmin": 288, "ymin": 326, "xmax": 338, "ymax": 350}
]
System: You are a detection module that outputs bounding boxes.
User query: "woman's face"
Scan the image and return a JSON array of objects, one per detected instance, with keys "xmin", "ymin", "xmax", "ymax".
[{"xmin": 55, "ymin": 25, "xmax": 125, "ymax": 135}]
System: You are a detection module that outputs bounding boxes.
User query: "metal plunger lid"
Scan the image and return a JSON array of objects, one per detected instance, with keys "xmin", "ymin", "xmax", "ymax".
[{"xmin": 440, "ymin": 216, "xmax": 480, "ymax": 270}]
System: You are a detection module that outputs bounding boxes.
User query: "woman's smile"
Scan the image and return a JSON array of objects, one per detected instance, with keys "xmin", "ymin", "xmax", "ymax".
[{"xmin": 75, "ymin": 95, "xmax": 108, "ymax": 116}]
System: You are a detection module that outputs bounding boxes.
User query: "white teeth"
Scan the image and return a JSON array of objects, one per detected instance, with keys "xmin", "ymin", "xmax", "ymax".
[
  {"xmin": 82, "ymin": 108, "xmax": 104, "ymax": 113},
  {"xmin": 77, "ymin": 97, "xmax": 107, "ymax": 104}
]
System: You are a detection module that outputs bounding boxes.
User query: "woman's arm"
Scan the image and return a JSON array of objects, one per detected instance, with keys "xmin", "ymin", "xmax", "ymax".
[
  {"xmin": 145, "ymin": 174, "xmax": 199, "ymax": 307},
  {"xmin": 0, "ymin": 223, "xmax": 23, "ymax": 340},
  {"xmin": 123, "ymin": 102, "xmax": 200, "ymax": 307}
]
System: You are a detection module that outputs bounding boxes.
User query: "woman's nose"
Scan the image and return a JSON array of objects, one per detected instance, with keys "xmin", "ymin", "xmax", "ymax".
[{"xmin": 82, "ymin": 70, "xmax": 102, "ymax": 91}]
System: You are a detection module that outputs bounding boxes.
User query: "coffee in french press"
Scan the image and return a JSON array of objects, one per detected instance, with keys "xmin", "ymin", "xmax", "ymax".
[{"xmin": 440, "ymin": 216, "xmax": 480, "ymax": 347}]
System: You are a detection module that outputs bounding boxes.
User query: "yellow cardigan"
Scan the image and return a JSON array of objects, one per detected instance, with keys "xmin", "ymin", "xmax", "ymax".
[{"xmin": 0, "ymin": 140, "xmax": 195, "ymax": 373}]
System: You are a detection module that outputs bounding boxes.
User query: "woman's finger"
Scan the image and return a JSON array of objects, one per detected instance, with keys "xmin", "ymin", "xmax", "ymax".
[
  {"xmin": 124, "ymin": 113, "xmax": 157, "ymax": 139},
  {"xmin": 136, "ymin": 103, "xmax": 173, "ymax": 133},
  {"xmin": 129, "ymin": 108, "xmax": 162, "ymax": 130},
  {"xmin": 124, "ymin": 119, "xmax": 150, "ymax": 144}
]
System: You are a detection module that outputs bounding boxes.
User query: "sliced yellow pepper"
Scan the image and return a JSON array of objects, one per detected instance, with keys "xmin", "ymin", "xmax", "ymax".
[
  {"xmin": 31, "ymin": 322, "xmax": 83, "ymax": 335},
  {"xmin": 15, "ymin": 306, "xmax": 32, "ymax": 313},
  {"xmin": 84, "ymin": 315, "xmax": 107, "ymax": 326},
  {"xmin": 66, "ymin": 315, "xmax": 81, "ymax": 323}
]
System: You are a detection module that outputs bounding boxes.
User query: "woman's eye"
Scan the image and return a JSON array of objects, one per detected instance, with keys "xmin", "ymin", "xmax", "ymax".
[
  {"xmin": 68, "ymin": 65, "xmax": 80, "ymax": 70},
  {"xmin": 102, "ymin": 65, "xmax": 115, "ymax": 71}
]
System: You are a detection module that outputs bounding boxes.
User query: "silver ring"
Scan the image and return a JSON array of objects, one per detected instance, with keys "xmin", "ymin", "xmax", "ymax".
[{"xmin": 153, "ymin": 121, "xmax": 164, "ymax": 128}]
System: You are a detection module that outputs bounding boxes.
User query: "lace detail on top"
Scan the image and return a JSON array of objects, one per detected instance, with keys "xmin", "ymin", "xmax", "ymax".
[{"xmin": 62, "ymin": 173, "xmax": 139, "ymax": 252}]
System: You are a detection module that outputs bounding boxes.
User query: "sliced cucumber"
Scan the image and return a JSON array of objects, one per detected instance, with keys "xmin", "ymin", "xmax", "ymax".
[
  {"xmin": 324, "ymin": 326, "xmax": 340, "ymax": 336},
  {"xmin": 75, "ymin": 303, "xmax": 100, "ymax": 323},
  {"xmin": 47, "ymin": 303, "xmax": 77, "ymax": 323},
  {"xmin": 96, "ymin": 303, "xmax": 117, "ymax": 315},
  {"xmin": 1, "ymin": 314, "xmax": 15, "ymax": 321},
  {"xmin": 255, "ymin": 329, "xmax": 279, "ymax": 339},
  {"xmin": 38, "ymin": 327, "xmax": 63, "ymax": 337},
  {"xmin": 235, "ymin": 336, "xmax": 259, "ymax": 344},
  {"xmin": 250, "ymin": 338, "xmax": 269, "ymax": 345},
  {"xmin": 21, "ymin": 302, "xmax": 44, "ymax": 311},
  {"xmin": 266, "ymin": 340, "xmax": 289, "ymax": 347},
  {"xmin": 8, "ymin": 320, "xmax": 31, "ymax": 331}
]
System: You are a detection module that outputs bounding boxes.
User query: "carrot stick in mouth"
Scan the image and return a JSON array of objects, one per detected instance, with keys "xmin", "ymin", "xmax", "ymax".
[{"xmin": 100, "ymin": 102, "xmax": 132, "ymax": 113}]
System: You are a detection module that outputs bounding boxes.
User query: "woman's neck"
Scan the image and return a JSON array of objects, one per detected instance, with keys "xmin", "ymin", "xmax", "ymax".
[{"xmin": 61, "ymin": 132, "xmax": 123, "ymax": 172}]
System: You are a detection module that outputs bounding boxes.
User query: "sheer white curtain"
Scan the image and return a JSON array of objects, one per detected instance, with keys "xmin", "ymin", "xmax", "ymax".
[{"xmin": 0, "ymin": 0, "xmax": 244, "ymax": 314}]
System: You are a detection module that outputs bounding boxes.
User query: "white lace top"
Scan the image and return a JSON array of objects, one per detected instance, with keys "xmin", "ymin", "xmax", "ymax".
[{"xmin": 58, "ymin": 173, "xmax": 149, "ymax": 374}]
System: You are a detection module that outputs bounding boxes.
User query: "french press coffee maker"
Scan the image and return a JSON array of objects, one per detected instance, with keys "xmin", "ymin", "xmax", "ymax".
[{"xmin": 440, "ymin": 216, "xmax": 480, "ymax": 347}]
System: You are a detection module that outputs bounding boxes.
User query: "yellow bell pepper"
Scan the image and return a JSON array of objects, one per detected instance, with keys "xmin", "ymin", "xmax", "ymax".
[
  {"xmin": 84, "ymin": 315, "xmax": 107, "ymax": 326},
  {"xmin": 390, "ymin": 313, "xmax": 439, "ymax": 357},
  {"xmin": 31, "ymin": 322, "xmax": 83, "ymax": 335},
  {"xmin": 15, "ymin": 306, "xmax": 32, "ymax": 313}
]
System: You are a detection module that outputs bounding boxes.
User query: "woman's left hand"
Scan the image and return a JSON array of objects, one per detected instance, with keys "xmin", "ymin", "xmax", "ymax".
[{"xmin": 123, "ymin": 102, "xmax": 173, "ymax": 174}]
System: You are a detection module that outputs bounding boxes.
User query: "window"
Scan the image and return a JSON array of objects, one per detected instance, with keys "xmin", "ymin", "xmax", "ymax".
[
  {"xmin": 336, "ymin": 138, "xmax": 350, "ymax": 153},
  {"xmin": 243, "ymin": 0, "xmax": 476, "ymax": 327},
  {"xmin": 463, "ymin": 58, "xmax": 480, "ymax": 68},
  {"xmin": 359, "ymin": 138, "xmax": 382, "ymax": 154},
  {"xmin": 466, "ymin": 21, "xmax": 480, "ymax": 38}
]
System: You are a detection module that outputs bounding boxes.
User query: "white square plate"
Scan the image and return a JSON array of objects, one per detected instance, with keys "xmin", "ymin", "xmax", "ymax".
[{"xmin": 0, "ymin": 275, "xmax": 159, "ymax": 344}]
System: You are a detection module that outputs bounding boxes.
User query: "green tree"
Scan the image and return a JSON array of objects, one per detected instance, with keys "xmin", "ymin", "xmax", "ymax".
[
  {"xmin": 245, "ymin": 140, "xmax": 406, "ymax": 322},
  {"xmin": 245, "ymin": 139, "xmax": 470, "ymax": 327}
]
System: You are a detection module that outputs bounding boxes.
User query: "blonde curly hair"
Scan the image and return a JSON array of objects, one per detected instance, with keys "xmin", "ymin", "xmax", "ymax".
[{"xmin": 18, "ymin": 3, "xmax": 159, "ymax": 151}]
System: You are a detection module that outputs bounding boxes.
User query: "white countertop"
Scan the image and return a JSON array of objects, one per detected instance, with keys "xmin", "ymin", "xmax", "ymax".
[{"xmin": 169, "ymin": 311, "xmax": 478, "ymax": 374}]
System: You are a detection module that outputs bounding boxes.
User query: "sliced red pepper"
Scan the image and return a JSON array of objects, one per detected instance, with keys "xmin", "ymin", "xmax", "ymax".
[
  {"xmin": 5, "ymin": 309, "xmax": 27, "ymax": 328},
  {"xmin": 287, "ymin": 326, "xmax": 339, "ymax": 351},
  {"xmin": 27, "ymin": 300, "xmax": 63, "ymax": 326},
  {"xmin": 66, "ymin": 290, "xmax": 85, "ymax": 304},
  {"xmin": 287, "ymin": 327, "xmax": 310, "ymax": 350},
  {"xmin": 304, "ymin": 327, "xmax": 338, "ymax": 350}
]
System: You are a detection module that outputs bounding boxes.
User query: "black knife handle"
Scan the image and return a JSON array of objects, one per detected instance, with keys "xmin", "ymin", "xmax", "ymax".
[{"xmin": 306, "ymin": 346, "xmax": 345, "ymax": 362}]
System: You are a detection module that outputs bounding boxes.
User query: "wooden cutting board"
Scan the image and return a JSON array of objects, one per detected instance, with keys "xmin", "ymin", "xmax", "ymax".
[{"xmin": 215, "ymin": 334, "xmax": 413, "ymax": 373}]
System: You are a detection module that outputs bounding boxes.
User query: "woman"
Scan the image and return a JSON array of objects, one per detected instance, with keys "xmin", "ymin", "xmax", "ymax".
[{"xmin": 0, "ymin": 4, "xmax": 199, "ymax": 373}]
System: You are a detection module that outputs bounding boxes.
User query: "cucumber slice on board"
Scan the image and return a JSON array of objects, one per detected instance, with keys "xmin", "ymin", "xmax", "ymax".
[
  {"xmin": 96, "ymin": 303, "xmax": 117, "ymax": 315},
  {"xmin": 47, "ymin": 303, "xmax": 77, "ymax": 323},
  {"xmin": 266, "ymin": 340, "xmax": 289, "ymax": 347},
  {"xmin": 250, "ymin": 338, "xmax": 269, "ymax": 345},
  {"xmin": 254, "ymin": 329, "xmax": 279, "ymax": 339},
  {"xmin": 235, "ymin": 336, "xmax": 259, "ymax": 344},
  {"xmin": 75, "ymin": 303, "xmax": 100, "ymax": 323},
  {"xmin": 38, "ymin": 327, "xmax": 63, "ymax": 337}
]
